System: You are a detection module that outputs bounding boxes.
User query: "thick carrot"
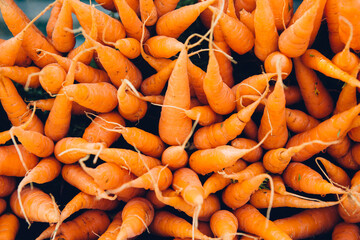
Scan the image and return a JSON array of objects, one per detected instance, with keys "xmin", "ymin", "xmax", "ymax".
[
  {"xmin": 82, "ymin": 112, "xmax": 125, "ymax": 148},
  {"xmin": 112, "ymin": 38, "xmax": 141, "ymax": 59},
  {"xmin": 0, "ymin": 175, "xmax": 16, "ymax": 197},
  {"xmin": 253, "ymin": 0, "xmax": 278, "ymax": 61},
  {"xmin": 332, "ymin": 222, "xmax": 360, "ymax": 240},
  {"xmin": 0, "ymin": 145, "xmax": 38, "ymax": 177},
  {"xmin": 0, "ymin": 0, "xmax": 60, "ymax": 67},
  {"xmin": 293, "ymin": 57, "xmax": 334, "ymax": 119},
  {"xmin": 62, "ymin": 82, "xmax": 118, "ymax": 113},
  {"xmin": 0, "ymin": 66, "xmax": 40, "ymax": 89},
  {"xmin": 158, "ymin": 48, "xmax": 193, "ymax": 146},
  {"xmin": 234, "ymin": 204, "xmax": 292, "ymax": 240},
  {"xmin": 210, "ymin": 210, "xmax": 238, "ymax": 240},
  {"xmin": 264, "ymin": 51, "xmax": 293, "ymax": 79},
  {"xmin": 51, "ymin": 0, "xmax": 75, "ymax": 53},
  {"xmin": 144, "ymin": 36, "xmax": 184, "ymax": 59},
  {"xmin": 154, "ymin": 0, "xmax": 180, "ymax": 17},
  {"xmin": 0, "ymin": 213, "xmax": 19, "ymax": 240},
  {"xmin": 149, "ymin": 211, "xmax": 212, "ymax": 239},
  {"xmin": 140, "ymin": 0, "xmax": 157, "ymax": 26},
  {"xmin": 10, "ymin": 186, "xmax": 60, "ymax": 224},
  {"xmin": 274, "ymin": 206, "xmax": 341, "ymax": 239},
  {"xmin": 116, "ymin": 197, "xmax": 154, "ymax": 240},
  {"xmin": 156, "ymin": 0, "xmax": 215, "ymax": 38},
  {"xmin": 283, "ymin": 162, "xmax": 346, "ymax": 195},
  {"xmin": 278, "ymin": 0, "xmax": 320, "ymax": 58},
  {"xmin": 285, "ymin": 108, "xmax": 320, "ymax": 134},
  {"xmin": 230, "ymin": 138, "xmax": 263, "ymax": 163},
  {"xmin": 37, "ymin": 63, "xmax": 66, "ymax": 94},
  {"xmin": 0, "ymin": 39, "xmax": 31, "ymax": 66},
  {"xmin": 286, "ymin": 103, "xmax": 360, "ymax": 162}
]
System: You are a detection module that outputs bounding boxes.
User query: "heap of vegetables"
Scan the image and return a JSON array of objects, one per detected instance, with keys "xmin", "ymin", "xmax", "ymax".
[{"xmin": 0, "ymin": 0, "xmax": 360, "ymax": 239}]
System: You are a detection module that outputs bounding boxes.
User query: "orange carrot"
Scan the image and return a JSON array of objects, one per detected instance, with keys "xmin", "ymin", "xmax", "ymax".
[
  {"xmin": 156, "ymin": 0, "xmax": 215, "ymax": 38},
  {"xmin": 0, "ymin": 175, "xmax": 16, "ymax": 197},
  {"xmin": 0, "ymin": 213, "xmax": 19, "ymax": 240},
  {"xmin": 150, "ymin": 211, "xmax": 212, "ymax": 239},
  {"xmin": 268, "ymin": 0, "xmax": 293, "ymax": 30},
  {"xmin": 324, "ymin": 0, "xmax": 345, "ymax": 53},
  {"xmin": 111, "ymin": 38, "xmax": 141, "ymax": 59},
  {"xmin": 285, "ymin": 108, "xmax": 320, "ymax": 134},
  {"xmin": 144, "ymin": 36, "xmax": 184, "ymax": 58},
  {"xmin": 0, "ymin": 39, "xmax": 31, "ymax": 66},
  {"xmin": 274, "ymin": 206, "xmax": 341, "ymax": 239},
  {"xmin": 98, "ymin": 211, "xmax": 123, "ymax": 240},
  {"xmin": 203, "ymin": 160, "xmax": 247, "ymax": 198},
  {"xmin": 38, "ymin": 63, "xmax": 66, "ymax": 94},
  {"xmin": 51, "ymin": 0, "xmax": 75, "ymax": 53},
  {"xmin": 0, "ymin": 199, "xmax": 6, "ymax": 215},
  {"xmin": 154, "ymin": 0, "xmax": 180, "ymax": 17},
  {"xmin": 338, "ymin": 0, "xmax": 360, "ymax": 51},
  {"xmin": 230, "ymin": 138, "xmax": 263, "ymax": 163},
  {"xmin": 293, "ymin": 57, "xmax": 334, "ymax": 119},
  {"xmin": 140, "ymin": 0, "xmax": 158, "ymax": 26},
  {"xmin": 46, "ymin": 0, "xmax": 62, "ymax": 39},
  {"xmin": 10, "ymin": 186, "xmax": 60, "ymax": 224},
  {"xmin": 0, "ymin": 145, "xmax": 38, "ymax": 177},
  {"xmin": 210, "ymin": 210, "xmax": 238, "ymax": 240},
  {"xmin": 234, "ymin": 204, "xmax": 292, "ymax": 240},
  {"xmin": 239, "ymin": 9, "xmax": 255, "ymax": 34},
  {"xmin": 253, "ymin": 0, "xmax": 279, "ymax": 61},
  {"xmin": 82, "ymin": 112, "xmax": 125, "ymax": 148},
  {"xmin": 283, "ymin": 162, "xmax": 347, "ymax": 195},
  {"xmin": 264, "ymin": 51, "xmax": 293, "ymax": 79},
  {"xmin": 332, "ymin": 222, "xmax": 360, "ymax": 240},
  {"xmin": 0, "ymin": 66, "xmax": 40, "ymax": 89},
  {"xmin": 316, "ymin": 157, "xmax": 351, "ymax": 188}
]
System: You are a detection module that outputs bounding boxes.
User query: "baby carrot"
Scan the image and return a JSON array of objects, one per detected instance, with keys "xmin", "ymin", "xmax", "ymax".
[{"xmin": 144, "ymin": 35, "xmax": 184, "ymax": 58}]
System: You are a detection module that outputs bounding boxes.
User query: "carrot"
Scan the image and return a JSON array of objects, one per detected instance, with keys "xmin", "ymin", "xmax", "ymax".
[
  {"xmin": 324, "ymin": 0, "xmax": 345, "ymax": 53},
  {"xmin": 158, "ymin": 48, "xmax": 193, "ymax": 146},
  {"xmin": 351, "ymin": 143, "xmax": 360, "ymax": 166},
  {"xmin": 0, "ymin": 145, "xmax": 38, "ymax": 177},
  {"xmin": 263, "ymin": 140, "xmax": 338, "ymax": 174},
  {"xmin": 113, "ymin": 0, "xmax": 150, "ymax": 41},
  {"xmin": 250, "ymin": 189, "xmax": 342, "ymax": 209},
  {"xmin": 282, "ymin": 162, "xmax": 347, "ymax": 195},
  {"xmin": 278, "ymin": 0, "xmax": 320, "ymax": 58},
  {"xmin": 117, "ymin": 79, "xmax": 148, "ymax": 122},
  {"xmin": 94, "ymin": 0, "xmax": 116, "ymax": 11},
  {"xmin": 0, "ymin": 39, "xmax": 31, "ymax": 67},
  {"xmin": 0, "ymin": 199, "xmax": 5, "ymax": 215},
  {"xmin": 269, "ymin": 0, "xmax": 293, "ymax": 30},
  {"xmin": 234, "ymin": 0, "xmax": 256, "ymax": 13},
  {"xmin": 301, "ymin": 49, "xmax": 360, "ymax": 88},
  {"xmin": 257, "ymin": 59, "xmax": 288, "ymax": 150},
  {"xmin": 222, "ymin": 173, "xmax": 273, "ymax": 209},
  {"xmin": 0, "ymin": 75, "xmax": 44, "ymax": 133},
  {"xmin": 338, "ymin": 0, "xmax": 360, "ymax": 51},
  {"xmin": 83, "ymin": 31, "xmax": 142, "ymax": 89},
  {"xmin": 98, "ymin": 211, "xmax": 123, "ymax": 240},
  {"xmin": 234, "ymin": 204, "xmax": 292, "ymax": 240},
  {"xmin": 285, "ymin": 103, "xmax": 360, "ymax": 162},
  {"xmin": 144, "ymin": 36, "xmax": 184, "ymax": 59},
  {"xmin": 107, "ymin": 165, "xmax": 173, "ymax": 194},
  {"xmin": 190, "ymin": 133, "xmax": 270, "ymax": 175},
  {"xmin": 29, "ymin": 98, "xmax": 93, "ymax": 115},
  {"xmin": 10, "ymin": 186, "xmax": 60, "ymax": 224},
  {"xmin": 51, "ymin": 0, "xmax": 75, "ymax": 53},
  {"xmin": 54, "ymin": 137, "xmax": 106, "ymax": 164},
  {"xmin": 193, "ymin": 85, "xmax": 268, "ymax": 149},
  {"xmin": 274, "ymin": 206, "xmax": 341, "ymax": 239},
  {"xmin": 230, "ymin": 138, "xmax": 263, "ymax": 163},
  {"xmin": 203, "ymin": 160, "xmax": 247, "ymax": 198},
  {"xmin": 37, "ymin": 63, "xmax": 66, "ymax": 94},
  {"xmin": 62, "ymin": 82, "xmax": 118, "ymax": 113},
  {"xmin": 82, "ymin": 112, "xmax": 125, "ymax": 148},
  {"xmin": 146, "ymin": 191, "xmax": 166, "ymax": 209},
  {"xmin": 239, "ymin": 9, "xmax": 255, "ymax": 34},
  {"xmin": 264, "ymin": 51, "xmax": 292, "ymax": 79},
  {"xmin": 46, "ymin": 0, "xmax": 62, "ymax": 39},
  {"xmin": 37, "ymin": 210, "xmax": 110, "ymax": 240},
  {"xmin": 0, "ymin": 213, "xmax": 19, "ymax": 240},
  {"xmin": 0, "ymin": 0, "xmax": 59, "ymax": 67},
  {"xmin": 62, "ymin": 164, "xmax": 115, "ymax": 200},
  {"xmin": 210, "ymin": 210, "xmax": 238, "ymax": 240},
  {"xmin": 332, "ymin": 222, "xmax": 360, "ymax": 240},
  {"xmin": 156, "ymin": 0, "xmax": 215, "ymax": 38},
  {"xmin": 66, "ymin": 0, "xmax": 126, "ymax": 44},
  {"xmin": 210, "ymin": 6, "xmax": 254, "ymax": 55},
  {"xmin": 285, "ymin": 108, "xmax": 320, "ymax": 134},
  {"xmin": 293, "ymin": 57, "xmax": 334, "ymax": 119},
  {"xmin": 334, "ymin": 83, "xmax": 357, "ymax": 117},
  {"xmin": 187, "ymin": 59, "xmax": 208, "ymax": 105},
  {"xmin": 154, "ymin": 0, "xmax": 180, "ymax": 17},
  {"xmin": 111, "ymin": 38, "xmax": 141, "ymax": 59},
  {"xmin": 338, "ymin": 171, "xmax": 360, "ymax": 223},
  {"xmin": 53, "ymin": 191, "xmax": 119, "ymax": 236},
  {"xmin": 140, "ymin": 0, "xmax": 158, "ymax": 26},
  {"xmin": 114, "ymin": 197, "xmax": 154, "ymax": 240},
  {"xmin": 253, "ymin": 0, "xmax": 279, "ymax": 61},
  {"xmin": 149, "ymin": 211, "xmax": 212, "ymax": 240},
  {"xmin": 0, "ymin": 66, "xmax": 40, "ymax": 89},
  {"xmin": 316, "ymin": 157, "xmax": 351, "ymax": 188},
  {"xmin": 0, "ymin": 175, "xmax": 16, "ymax": 197}
]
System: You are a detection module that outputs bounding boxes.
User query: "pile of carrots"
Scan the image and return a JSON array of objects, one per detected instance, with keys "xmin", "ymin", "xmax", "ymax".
[{"xmin": 1, "ymin": 0, "xmax": 360, "ymax": 239}]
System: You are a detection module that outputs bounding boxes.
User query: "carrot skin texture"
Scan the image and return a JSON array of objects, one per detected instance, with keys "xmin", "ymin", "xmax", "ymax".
[
  {"xmin": 332, "ymin": 222, "xmax": 360, "ymax": 240},
  {"xmin": 0, "ymin": 145, "xmax": 38, "ymax": 177},
  {"xmin": 274, "ymin": 206, "xmax": 341, "ymax": 239},
  {"xmin": 285, "ymin": 108, "xmax": 320, "ymax": 133},
  {"xmin": 0, "ymin": 213, "xmax": 19, "ymax": 240},
  {"xmin": 10, "ymin": 186, "xmax": 60, "ymax": 223},
  {"xmin": 0, "ymin": 66, "xmax": 40, "ymax": 88},
  {"xmin": 210, "ymin": 210, "xmax": 238, "ymax": 240},
  {"xmin": 234, "ymin": 204, "xmax": 292, "ymax": 240},
  {"xmin": 0, "ymin": 175, "xmax": 16, "ymax": 197}
]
